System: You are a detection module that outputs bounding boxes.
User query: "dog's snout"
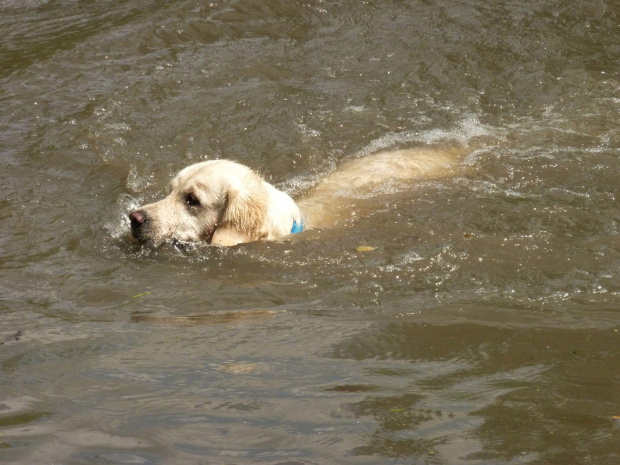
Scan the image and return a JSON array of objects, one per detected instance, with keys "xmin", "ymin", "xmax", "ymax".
[{"xmin": 129, "ymin": 210, "xmax": 147, "ymax": 229}]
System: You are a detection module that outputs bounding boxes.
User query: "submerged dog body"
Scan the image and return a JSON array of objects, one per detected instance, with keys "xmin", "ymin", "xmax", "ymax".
[{"xmin": 128, "ymin": 148, "xmax": 463, "ymax": 247}]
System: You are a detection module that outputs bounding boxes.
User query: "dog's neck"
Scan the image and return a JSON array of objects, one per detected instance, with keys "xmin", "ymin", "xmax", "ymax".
[{"xmin": 262, "ymin": 182, "xmax": 304, "ymax": 239}]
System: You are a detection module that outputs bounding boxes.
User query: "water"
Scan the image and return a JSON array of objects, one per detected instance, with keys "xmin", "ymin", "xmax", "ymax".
[{"xmin": 1, "ymin": 0, "xmax": 619, "ymax": 463}]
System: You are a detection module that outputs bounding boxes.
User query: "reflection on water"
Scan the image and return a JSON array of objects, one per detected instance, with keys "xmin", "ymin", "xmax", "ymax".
[
  {"xmin": 1, "ymin": 0, "xmax": 619, "ymax": 463},
  {"xmin": 131, "ymin": 309, "xmax": 277, "ymax": 325},
  {"xmin": 335, "ymin": 321, "xmax": 619, "ymax": 463}
]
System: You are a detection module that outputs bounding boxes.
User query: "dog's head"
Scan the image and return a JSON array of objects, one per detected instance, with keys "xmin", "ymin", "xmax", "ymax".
[{"xmin": 128, "ymin": 160, "xmax": 269, "ymax": 247}]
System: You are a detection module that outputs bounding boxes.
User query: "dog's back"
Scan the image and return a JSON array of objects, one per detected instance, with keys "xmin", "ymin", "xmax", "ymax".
[{"xmin": 297, "ymin": 147, "xmax": 466, "ymax": 228}]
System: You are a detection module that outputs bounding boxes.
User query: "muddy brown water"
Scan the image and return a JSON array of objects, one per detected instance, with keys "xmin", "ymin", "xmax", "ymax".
[{"xmin": 1, "ymin": 1, "xmax": 619, "ymax": 464}]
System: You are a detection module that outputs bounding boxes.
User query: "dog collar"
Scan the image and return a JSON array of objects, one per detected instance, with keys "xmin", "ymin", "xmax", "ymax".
[{"xmin": 291, "ymin": 219, "xmax": 304, "ymax": 234}]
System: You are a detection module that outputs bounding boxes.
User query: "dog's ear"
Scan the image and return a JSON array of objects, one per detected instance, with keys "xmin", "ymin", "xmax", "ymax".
[{"xmin": 212, "ymin": 178, "xmax": 268, "ymax": 245}]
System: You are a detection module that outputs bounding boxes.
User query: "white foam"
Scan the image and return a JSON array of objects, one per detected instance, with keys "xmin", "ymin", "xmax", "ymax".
[
  {"xmin": 105, "ymin": 193, "xmax": 141, "ymax": 240},
  {"xmin": 355, "ymin": 113, "xmax": 500, "ymax": 157}
]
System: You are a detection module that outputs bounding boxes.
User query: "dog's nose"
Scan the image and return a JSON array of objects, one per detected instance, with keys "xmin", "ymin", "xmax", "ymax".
[{"xmin": 128, "ymin": 210, "xmax": 147, "ymax": 229}]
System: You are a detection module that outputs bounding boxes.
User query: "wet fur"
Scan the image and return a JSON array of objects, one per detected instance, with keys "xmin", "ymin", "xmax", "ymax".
[{"xmin": 129, "ymin": 147, "xmax": 464, "ymax": 247}]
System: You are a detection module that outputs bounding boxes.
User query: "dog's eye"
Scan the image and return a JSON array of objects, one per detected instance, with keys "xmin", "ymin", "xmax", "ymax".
[{"xmin": 185, "ymin": 193, "xmax": 200, "ymax": 207}]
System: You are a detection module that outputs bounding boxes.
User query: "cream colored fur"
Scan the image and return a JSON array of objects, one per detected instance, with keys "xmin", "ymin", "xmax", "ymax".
[{"xmin": 128, "ymin": 147, "xmax": 463, "ymax": 247}]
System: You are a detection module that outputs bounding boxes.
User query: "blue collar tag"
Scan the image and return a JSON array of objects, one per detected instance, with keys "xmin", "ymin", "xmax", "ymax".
[{"xmin": 291, "ymin": 219, "xmax": 304, "ymax": 234}]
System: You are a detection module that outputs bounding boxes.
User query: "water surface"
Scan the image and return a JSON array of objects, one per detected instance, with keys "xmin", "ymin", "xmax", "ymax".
[{"xmin": 1, "ymin": 1, "xmax": 619, "ymax": 464}]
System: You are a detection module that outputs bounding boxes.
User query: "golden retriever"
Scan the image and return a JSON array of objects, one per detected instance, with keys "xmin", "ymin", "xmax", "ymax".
[{"xmin": 128, "ymin": 147, "xmax": 463, "ymax": 247}]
